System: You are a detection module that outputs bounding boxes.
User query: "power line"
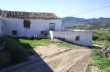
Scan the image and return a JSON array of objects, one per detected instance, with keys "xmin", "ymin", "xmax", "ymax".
[{"xmin": 73, "ymin": 5, "xmax": 110, "ymax": 16}]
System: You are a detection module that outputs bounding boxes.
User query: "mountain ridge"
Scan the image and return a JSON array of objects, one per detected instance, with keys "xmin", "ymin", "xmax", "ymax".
[{"xmin": 62, "ymin": 17, "xmax": 110, "ymax": 25}]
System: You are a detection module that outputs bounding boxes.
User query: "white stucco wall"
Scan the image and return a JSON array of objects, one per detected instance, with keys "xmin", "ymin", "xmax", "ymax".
[
  {"xmin": 0, "ymin": 18, "xmax": 4, "ymax": 36},
  {"xmin": 49, "ymin": 30, "xmax": 92, "ymax": 46},
  {"xmin": 3, "ymin": 18, "xmax": 62, "ymax": 37}
]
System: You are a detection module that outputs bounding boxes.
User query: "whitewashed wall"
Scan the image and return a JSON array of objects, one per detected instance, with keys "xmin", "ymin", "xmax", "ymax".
[
  {"xmin": 3, "ymin": 18, "xmax": 62, "ymax": 37},
  {"xmin": 0, "ymin": 19, "xmax": 4, "ymax": 36},
  {"xmin": 49, "ymin": 30, "xmax": 92, "ymax": 46}
]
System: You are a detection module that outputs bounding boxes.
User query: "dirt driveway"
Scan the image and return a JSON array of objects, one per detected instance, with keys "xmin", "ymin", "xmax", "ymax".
[
  {"xmin": 0, "ymin": 44, "xmax": 91, "ymax": 72},
  {"xmin": 35, "ymin": 44, "xmax": 91, "ymax": 72},
  {"xmin": 34, "ymin": 44, "xmax": 69, "ymax": 58}
]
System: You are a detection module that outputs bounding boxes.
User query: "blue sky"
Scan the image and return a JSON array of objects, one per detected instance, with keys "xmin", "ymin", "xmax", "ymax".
[{"xmin": 0, "ymin": 0, "xmax": 110, "ymax": 18}]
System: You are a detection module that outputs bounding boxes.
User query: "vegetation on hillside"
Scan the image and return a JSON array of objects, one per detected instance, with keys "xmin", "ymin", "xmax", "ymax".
[
  {"xmin": 92, "ymin": 30, "xmax": 110, "ymax": 47},
  {"xmin": 90, "ymin": 30, "xmax": 110, "ymax": 72},
  {"xmin": 90, "ymin": 49, "xmax": 110, "ymax": 72},
  {"xmin": 64, "ymin": 23, "xmax": 110, "ymax": 30},
  {"xmin": 93, "ymin": 30, "xmax": 110, "ymax": 41}
]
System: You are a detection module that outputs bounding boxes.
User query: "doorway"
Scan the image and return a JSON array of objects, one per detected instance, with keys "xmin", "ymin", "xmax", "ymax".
[{"xmin": 49, "ymin": 23, "xmax": 55, "ymax": 31}]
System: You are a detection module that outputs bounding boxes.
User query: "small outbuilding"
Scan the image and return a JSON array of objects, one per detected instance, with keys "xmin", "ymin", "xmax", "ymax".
[{"xmin": 49, "ymin": 30, "xmax": 92, "ymax": 46}]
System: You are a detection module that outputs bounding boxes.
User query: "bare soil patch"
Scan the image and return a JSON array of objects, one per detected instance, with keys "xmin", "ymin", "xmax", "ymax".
[{"xmin": 34, "ymin": 44, "xmax": 69, "ymax": 58}]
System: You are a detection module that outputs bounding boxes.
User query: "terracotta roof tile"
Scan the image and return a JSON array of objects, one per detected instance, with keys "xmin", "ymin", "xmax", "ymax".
[{"xmin": 0, "ymin": 10, "xmax": 61, "ymax": 20}]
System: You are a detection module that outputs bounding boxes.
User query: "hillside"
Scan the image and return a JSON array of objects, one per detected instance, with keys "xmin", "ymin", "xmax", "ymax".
[{"xmin": 62, "ymin": 17, "xmax": 110, "ymax": 30}]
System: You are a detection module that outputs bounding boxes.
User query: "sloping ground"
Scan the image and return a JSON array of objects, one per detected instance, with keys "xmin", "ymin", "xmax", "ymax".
[
  {"xmin": 0, "ymin": 44, "xmax": 91, "ymax": 72},
  {"xmin": 86, "ymin": 66, "xmax": 99, "ymax": 72},
  {"xmin": 44, "ymin": 48, "xmax": 91, "ymax": 72},
  {"xmin": 34, "ymin": 44, "xmax": 69, "ymax": 58}
]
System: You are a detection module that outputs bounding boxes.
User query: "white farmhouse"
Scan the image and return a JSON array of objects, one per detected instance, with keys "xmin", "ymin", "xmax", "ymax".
[
  {"xmin": 0, "ymin": 10, "xmax": 62, "ymax": 37},
  {"xmin": 0, "ymin": 9, "xmax": 92, "ymax": 46}
]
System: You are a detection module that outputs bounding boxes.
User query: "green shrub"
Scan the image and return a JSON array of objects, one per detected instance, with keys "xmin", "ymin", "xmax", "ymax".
[
  {"xmin": 92, "ymin": 31, "xmax": 100, "ymax": 40},
  {"xmin": 92, "ymin": 30, "xmax": 110, "ymax": 41},
  {"xmin": 3, "ymin": 37, "xmax": 29, "ymax": 64},
  {"xmin": 99, "ymin": 33, "xmax": 110, "ymax": 41},
  {"xmin": 0, "ymin": 51, "xmax": 11, "ymax": 66}
]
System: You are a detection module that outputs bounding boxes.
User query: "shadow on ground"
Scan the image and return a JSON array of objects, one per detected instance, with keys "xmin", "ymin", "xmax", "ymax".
[{"xmin": 0, "ymin": 37, "xmax": 53, "ymax": 72}]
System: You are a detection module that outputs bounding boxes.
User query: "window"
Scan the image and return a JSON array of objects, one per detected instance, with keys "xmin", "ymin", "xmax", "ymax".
[
  {"xmin": 41, "ymin": 31, "xmax": 47, "ymax": 36},
  {"xmin": 12, "ymin": 30, "xmax": 17, "ymax": 35},
  {"xmin": 23, "ymin": 20, "xmax": 31, "ymax": 28},
  {"xmin": 75, "ymin": 36, "xmax": 80, "ymax": 41},
  {"xmin": 49, "ymin": 23, "xmax": 55, "ymax": 30}
]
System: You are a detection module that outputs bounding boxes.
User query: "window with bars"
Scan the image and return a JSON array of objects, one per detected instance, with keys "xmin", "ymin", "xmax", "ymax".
[
  {"xmin": 75, "ymin": 36, "xmax": 80, "ymax": 41},
  {"xmin": 23, "ymin": 20, "xmax": 31, "ymax": 28}
]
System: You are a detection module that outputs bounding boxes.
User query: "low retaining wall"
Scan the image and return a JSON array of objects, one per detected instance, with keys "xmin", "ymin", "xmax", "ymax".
[{"xmin": 49, "ymin": 30, "xmax": 92, "ymax": 46}]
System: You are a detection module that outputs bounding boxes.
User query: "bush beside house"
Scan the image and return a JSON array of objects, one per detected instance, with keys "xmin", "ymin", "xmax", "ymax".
[
  {"xmin": 2, "ymin": 37, "xmax": 29, "ymax": 64},
  {"xmin": 0, "ymin": 51, "xmax": 10, "ymax": 66}
]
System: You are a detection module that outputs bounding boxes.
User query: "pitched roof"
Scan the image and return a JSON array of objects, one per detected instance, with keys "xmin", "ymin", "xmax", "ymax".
[{"xmin": 0, "ymin": 10, "xmax": 61, "ymax": 20}]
